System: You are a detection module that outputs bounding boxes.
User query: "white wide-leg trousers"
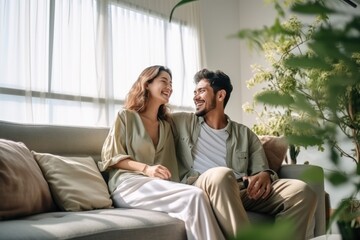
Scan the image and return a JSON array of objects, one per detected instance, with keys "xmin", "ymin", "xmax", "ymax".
[{"xmin": 112, "ymin": 174, "xmax": 225, "ymax": 240}]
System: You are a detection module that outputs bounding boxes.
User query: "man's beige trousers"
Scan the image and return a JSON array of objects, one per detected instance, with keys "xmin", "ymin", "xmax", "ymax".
[{"xmin": 194, "ymin": 167, "xmax": 317, "ymax": 240}]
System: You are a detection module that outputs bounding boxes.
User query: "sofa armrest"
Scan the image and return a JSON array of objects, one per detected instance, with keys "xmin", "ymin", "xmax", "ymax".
[{"xmin": 278, "ymin": 164, "xmax": 326, "ymax": 237}]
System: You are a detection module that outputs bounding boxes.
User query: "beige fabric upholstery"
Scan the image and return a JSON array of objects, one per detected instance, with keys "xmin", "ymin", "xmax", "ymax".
[
  {"xmin": 0, "ymin": 208, "xmax": 187, "ymax": 240},
  {"xmin": 0, "ymin": 139, "xmax": 55, "ymax": 220},
  {"xmin": 259, "ymin": 135, "xmax": 288, "ymax": 172},
  {"xmin": 33, "ymin": 152, "xmax": 113, "ymax": 211},
  {"xmin": 0, "ymin": 121, "xmax": 109, "ymax": 162}
]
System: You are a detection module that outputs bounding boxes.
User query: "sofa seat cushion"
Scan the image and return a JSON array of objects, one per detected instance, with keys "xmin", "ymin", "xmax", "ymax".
[
  {"xmin": 0, "ymin": 208, "xmax": 187, "ymax": 240},
  {"xmin": 247, "ymin": 211, "xmax": 274, "ymax": 223},
  {"xmin": 0, "ymin": 139, "xmax": 56, "ymax": 220}
]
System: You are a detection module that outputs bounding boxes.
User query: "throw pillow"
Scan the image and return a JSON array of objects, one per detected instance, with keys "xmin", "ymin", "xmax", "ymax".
[
  {"xmin": 0, "ymin": 139, "xmax": 55, "ymax": 220},
  {"xmin": 259, "ymin": 135, "xmax": 288, "ymax": 172},
  {"xmin": 32, "ymin": 152, "xmax": 113, "ymax": 211}
]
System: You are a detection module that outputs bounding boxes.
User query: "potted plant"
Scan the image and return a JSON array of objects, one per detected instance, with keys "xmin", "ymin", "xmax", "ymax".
[
  {"xmin": 336, "ymin": 197, "xmax": 360, "ymax": 239},
  {"xmin": 237, "ymin": 0, "xmax": 360, "ymax": 238},
  {"xmin": 170, "ymin": 0, "xmax": 360, "ymax": 238},
  {"xmin": 240, "ymin": 0, "xmax": 360, "ymax": 160}
]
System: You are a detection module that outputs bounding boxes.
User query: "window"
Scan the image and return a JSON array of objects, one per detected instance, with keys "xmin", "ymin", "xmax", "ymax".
[{"xmin": 0, "ymin": 0, "xmax": 201, "ymax": 126}]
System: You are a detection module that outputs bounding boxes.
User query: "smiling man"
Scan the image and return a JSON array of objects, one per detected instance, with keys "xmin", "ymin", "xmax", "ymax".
[{"xmin": 170, "ymin": 69, "xmax": 317, "ymax": 240}]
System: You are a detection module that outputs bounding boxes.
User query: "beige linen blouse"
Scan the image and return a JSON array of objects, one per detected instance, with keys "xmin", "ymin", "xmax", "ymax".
[{"xmin": 99, "ymin": 109, "xmax": 180, "ymax": 193}]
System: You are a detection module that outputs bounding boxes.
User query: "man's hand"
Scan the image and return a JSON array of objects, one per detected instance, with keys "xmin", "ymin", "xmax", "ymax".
[
  {"xmin": 244, "ymin": 171, "xmax": 272, "ymax": 200},
  {"xmin": 143, "ymin": 164, "xmax": 172, "ymax": 180}
]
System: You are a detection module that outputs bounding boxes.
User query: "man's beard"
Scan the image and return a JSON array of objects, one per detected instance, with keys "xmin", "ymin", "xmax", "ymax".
[
  {"xmin": 195, "ymin": 109, "xmax": 206, "ymax": 116},
  {"xmin": 195, "ymin": 98, "xmax": 216, "ymax": 116}
]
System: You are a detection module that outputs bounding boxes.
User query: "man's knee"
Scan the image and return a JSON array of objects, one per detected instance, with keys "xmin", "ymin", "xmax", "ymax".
[
  {"xmin": 194, "ymin": 167, "xmax": 239, "ymax": 198},
  {"xmin": 201, "ymin": 167, "xmax": 236, "ymax": 186},
  {"xmin": 302, "ymin": 182, "xmax": 317, "ymax": 207},
  {"xmin": 285, "ymin": 179, "xmax": 317, "ymax": 207}
]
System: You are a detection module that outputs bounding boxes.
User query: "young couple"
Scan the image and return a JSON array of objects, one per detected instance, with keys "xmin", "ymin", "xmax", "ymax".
[{"xmin": 98, "ymin": 65, "xmax": 317, "ymax": 240}]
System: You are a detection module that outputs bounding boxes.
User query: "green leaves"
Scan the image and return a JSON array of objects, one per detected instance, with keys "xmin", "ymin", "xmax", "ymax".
[
  {"xmin": 236, "ymin": 17, "xmax": 296, "ymax": 51},
  {"xmin": 255, "ymin": 91, "xmax": 294, "ymax": 106},
  {"xmin": 300, "ymin": 165, "xmax": 326, "ymax": 183},
  {"xmin": 233, "ymin": 222, "xmax": 294, "ymax": 240},
  {"xmin": 255, "ymin": 89, "xmax": 318, "ymax": 117},
  {"xmin": 284, "ymin": 55, "xmax": 332, "ymax": 71},
  {"xmin": 286, "ymin": 134, "xmax": 323, "ymax": 147},
  {"xmin": 327, "ymin": 171, "xmax": 349, "ymax": 186},
  {"xmin": 291, "ymin": 2, "xmax": 335, "ymax": 15},
  {"xmin": 236, "ymin": 0, "xmax": 360, "ymax": 231},
  {"xmin": 291, "ymin": 92, "xmax": 317, "ymax": 116}
]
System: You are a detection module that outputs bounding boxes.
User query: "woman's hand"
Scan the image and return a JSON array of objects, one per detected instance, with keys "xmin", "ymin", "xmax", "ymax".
[{"xmin": 143, "ymin": 164, "xmax": 172, "ymax": 180}]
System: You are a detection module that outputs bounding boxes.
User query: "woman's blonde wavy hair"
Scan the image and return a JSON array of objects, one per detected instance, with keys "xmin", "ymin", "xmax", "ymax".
[{"xmin": 124, "ymin": 65, "xmax": 172, "ymax": 121}]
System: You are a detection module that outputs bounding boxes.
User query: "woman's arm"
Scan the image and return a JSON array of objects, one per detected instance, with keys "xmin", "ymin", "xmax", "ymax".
[
  {"xmin": 101, "ymin": 111, "xmax": 172, "ymax": 180},
  {"xmin": 114, "ymin": 158, "xmax": 172, "ymax": 180}
]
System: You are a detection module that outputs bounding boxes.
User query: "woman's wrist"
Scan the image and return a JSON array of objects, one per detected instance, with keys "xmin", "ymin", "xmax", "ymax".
[{"xmin": 142, "ymin": 164, "xmax": 148, "ymax": 175}]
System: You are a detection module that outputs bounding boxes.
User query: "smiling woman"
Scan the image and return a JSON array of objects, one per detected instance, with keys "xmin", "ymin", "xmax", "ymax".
[{"xmin": 0, "ymin": 0, "xmax": 200, "ymax": 127}]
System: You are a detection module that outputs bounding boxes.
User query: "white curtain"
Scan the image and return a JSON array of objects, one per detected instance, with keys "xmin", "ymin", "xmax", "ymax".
[{"xmin": 0, "ymin": 0, "xmax": 203, "ymax": 126}]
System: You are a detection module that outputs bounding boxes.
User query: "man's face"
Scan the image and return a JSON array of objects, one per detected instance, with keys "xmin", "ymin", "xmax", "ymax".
[{"xmin": 193, "ymin": 79, "xmax": 216, "ymax": 116}]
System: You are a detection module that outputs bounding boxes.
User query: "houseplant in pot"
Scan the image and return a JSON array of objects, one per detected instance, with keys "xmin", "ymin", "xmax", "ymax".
[{"xmin": 237, "ymin": 0, "xmax": 360, "ymax": 238}]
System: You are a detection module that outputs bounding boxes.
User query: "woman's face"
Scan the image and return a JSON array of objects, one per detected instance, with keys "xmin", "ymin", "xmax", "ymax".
[{"xmin": 147, "ymin": 71, "xmax": 173, "ymax": 105}]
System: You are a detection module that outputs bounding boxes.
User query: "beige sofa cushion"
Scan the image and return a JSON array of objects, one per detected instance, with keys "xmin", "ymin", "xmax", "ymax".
[
  {"xmin": 259, "ymin": 135, "xmax": 288, "ymax": 172},
  {"xmin": 0, "ymin": 139, "xmax": 55, "ymax": 220},
  {"xmin": 33, "ymin": 152, "xmax": 113, "ymax": 211}
]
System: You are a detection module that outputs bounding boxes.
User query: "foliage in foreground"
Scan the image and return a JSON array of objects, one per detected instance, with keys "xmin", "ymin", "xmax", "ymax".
[{"xmin": 240, "ymin": 0, "xmax": 360, "ymax": 166}]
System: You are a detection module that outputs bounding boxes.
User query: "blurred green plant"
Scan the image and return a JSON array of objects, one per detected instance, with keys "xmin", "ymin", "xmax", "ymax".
[
  {"xmin": 238, "ymin": 0, "xmax": 360, "ymax": 166},
  {"xmin": 239, "ymin": 0, "xmax": 360, "ymax": 236},
  {"xmin": 239, "ymin": 0, "xmax": 360, "ymax": 235},
  {"xmin": 231, "ymin": 221, "xmax": 295, "ymax": 240}
]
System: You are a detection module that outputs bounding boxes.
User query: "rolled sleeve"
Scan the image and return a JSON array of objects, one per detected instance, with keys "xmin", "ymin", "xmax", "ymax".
[{"xmin": 98, "ymin": 112, "xmax": 133, "ymax": 172}]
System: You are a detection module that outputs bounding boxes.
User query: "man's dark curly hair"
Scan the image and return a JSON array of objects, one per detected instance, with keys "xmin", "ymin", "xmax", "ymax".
[{"xmin": 194, "ymin": 68, "xmax": 233, "ymax": 108}]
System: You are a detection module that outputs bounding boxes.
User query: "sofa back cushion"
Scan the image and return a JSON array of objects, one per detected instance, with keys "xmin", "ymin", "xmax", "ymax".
[
  {"xmin": 0, "ymin": 139, "xmax": 56, "ymax": 220},
  {"xmin": 32, "ymin": 152, "xmax": 113, "ymax": 211},
  {"xmin": 259, "ymin": 135, "xmax": 288, "ymax": 173}
]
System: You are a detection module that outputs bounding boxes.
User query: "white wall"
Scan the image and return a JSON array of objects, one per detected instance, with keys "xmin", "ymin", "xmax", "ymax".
[
  {"xmin": 199, "ymin": 0, "xmax": 242, "ymax": 122},
  {"xmin": 199, "ymin": 0, "xmax": 359, "ymax": 216},
  {"xmin": 238, "ymin": 1, "xmax": 277, "ymax": 127},
  {"xmin": 198, "ymin": 0, "xmax": 277, "ymax": 125}
]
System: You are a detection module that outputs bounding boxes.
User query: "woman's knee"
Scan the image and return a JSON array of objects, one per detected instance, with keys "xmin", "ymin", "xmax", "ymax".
[{"xmin": 184, "ymin": 186, "xmax": 209, "ymax": 203}]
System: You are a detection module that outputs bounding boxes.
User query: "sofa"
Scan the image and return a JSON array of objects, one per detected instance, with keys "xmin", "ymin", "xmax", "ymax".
[{"xmin": 0, "ymin": 120, "xmax": 326, "ymax": 239}]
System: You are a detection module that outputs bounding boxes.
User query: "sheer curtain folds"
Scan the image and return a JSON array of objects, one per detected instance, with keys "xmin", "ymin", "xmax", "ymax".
[{"xmin": 0, "ymin": 0, "xmax": 202, "ymax": 126}]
